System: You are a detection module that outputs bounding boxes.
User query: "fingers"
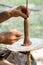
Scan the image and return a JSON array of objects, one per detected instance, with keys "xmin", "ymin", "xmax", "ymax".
[
  {"xmin": 19, "ymin": 11, "xmax": 27, "ymax": 19},
  {"xmin": 2, "ymin": 29, "xmax": 22, "ymax": 44},
  {"xmin": 8, "ymin": 29, "xmax": 22, "ymax": 37},
  {"xmin": 14, "ymin": 36, "xmax": 21, "ymax": 41},
  {"xmin": 6, "ymin": 36, "xmax": 21, "ymax": 44},
  {"xmin": 16, "ymin": 6, "xmax": 27, "ymax": 18},
  {"xmin": 15, "ymin": 31, "xmax": 22, "ymax": 37},
  {"xmin": 9, "ymin": 29, "xmax": 22, "ymax": 37},
  {"xmin": 11, "ymin": 6, "xmax": 30, "ymax": 18},
  {"xmin": 2, "ymin": 36, "xmax": 21, "ymax": 44}
]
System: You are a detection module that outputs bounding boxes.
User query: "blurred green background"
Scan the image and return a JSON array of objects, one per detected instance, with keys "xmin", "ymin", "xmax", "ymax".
[{"xmin": 0, "ymin": 0, "xmax": 43, "ymax": 38}]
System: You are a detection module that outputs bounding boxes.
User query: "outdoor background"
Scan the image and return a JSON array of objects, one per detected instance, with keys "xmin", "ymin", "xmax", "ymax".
[{"xmin": 0, "ymin": 0, "xmax": 43, "ymax": 38}]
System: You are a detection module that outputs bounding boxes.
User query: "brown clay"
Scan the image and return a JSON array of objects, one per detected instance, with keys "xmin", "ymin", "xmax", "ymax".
[
  {"xmin": 22, "ymin": 0, "xmax": 31, "ymax": 46},
  {"xmin": 22, "ymin": 18, "xmax": 31, "ymax": 46}
]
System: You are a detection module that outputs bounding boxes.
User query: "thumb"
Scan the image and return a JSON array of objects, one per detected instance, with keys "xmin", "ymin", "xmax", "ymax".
[{"xmin": 19, "ymin": 11, "xmax": 27, "ymax": 19}]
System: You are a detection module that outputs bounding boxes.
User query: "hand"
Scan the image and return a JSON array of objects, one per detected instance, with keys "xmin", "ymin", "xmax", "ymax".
[
  {"xmin": 11, "ymin": 6, "xmax": 30, "ymax": 19},
  {"xmin": 0, "ymin": 29, "xmax": 22, "ymax": 44}
]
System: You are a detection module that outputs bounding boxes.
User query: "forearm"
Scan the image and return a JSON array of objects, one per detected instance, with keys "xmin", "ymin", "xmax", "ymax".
[
  {"xmin": 0, "ymin": 33, "xmax": 5, "ymax": 43},
  {"xmin": 0, "ymin": 9, "xmax": 13, "ymax": 23}
]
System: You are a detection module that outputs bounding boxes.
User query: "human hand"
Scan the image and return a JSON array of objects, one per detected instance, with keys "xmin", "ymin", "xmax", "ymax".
[
  {"xmin": 0, "ymin": 29, "xmax": 22, "ymax": 44},
  {"xmin": 11, "ymin": 6, "xmax": 30, "ymax": 19}
]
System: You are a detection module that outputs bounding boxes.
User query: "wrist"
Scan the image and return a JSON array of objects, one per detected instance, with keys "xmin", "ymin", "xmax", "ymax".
[
  {"xmin": 5, "ymin": 9, "xmax": 13, "ymax": 18},
  {"xmin": 9, "ymin": 8, "xmax": 17, "ymax": 17}
]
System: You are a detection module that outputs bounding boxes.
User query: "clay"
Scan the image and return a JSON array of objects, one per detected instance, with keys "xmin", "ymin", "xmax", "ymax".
[{"xmin": 23, "ymin": 0, "xmax": 31, "ymax": 46}]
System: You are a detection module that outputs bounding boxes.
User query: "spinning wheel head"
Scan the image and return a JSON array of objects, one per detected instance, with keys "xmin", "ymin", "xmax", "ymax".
[{"xmin": 7, "ymin": 38, "xmax": 43, "ymax": 52}]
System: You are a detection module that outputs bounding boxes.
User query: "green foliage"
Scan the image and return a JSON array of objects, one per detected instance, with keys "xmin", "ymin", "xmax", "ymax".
[
  {"xmin": 0, "ymin": 0, "xmax": 43, "ymax": 38},
  {"xmin": 0, "ymin": 0, "xmax": 43, "ymax": 5},
  {"xmin": 29, "ymin": 0, "xmax": 43, "ymax": 5}
]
